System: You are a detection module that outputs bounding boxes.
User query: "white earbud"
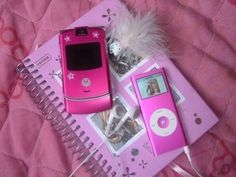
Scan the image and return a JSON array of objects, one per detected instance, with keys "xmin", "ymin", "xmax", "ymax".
[
  {"xmin": 105, "ymin": 105, "xmax": 126, "ymax": 136},
  {"xmin": 114, "ymin": 106, "xmax": 139, "ymax": 132}
]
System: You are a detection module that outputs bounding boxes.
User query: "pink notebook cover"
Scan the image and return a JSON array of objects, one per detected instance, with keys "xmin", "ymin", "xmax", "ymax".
[{"xmin": 19, "ymin": 0, "xmax": 218, "ymax": 176}]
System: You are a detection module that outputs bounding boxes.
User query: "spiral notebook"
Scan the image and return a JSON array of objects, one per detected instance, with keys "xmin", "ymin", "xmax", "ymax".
[{"xmin": 16, "ymin": 0, "xmax": 219, "ymax": 176}]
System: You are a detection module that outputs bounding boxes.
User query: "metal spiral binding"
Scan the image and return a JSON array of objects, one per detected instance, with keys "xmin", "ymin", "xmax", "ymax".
[{"xmin": 16, "ymin": 59, "xmax": 117, "ymax": 177}]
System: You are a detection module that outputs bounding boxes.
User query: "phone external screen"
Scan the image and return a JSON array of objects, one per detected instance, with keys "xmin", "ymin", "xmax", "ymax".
[
  {"xmin": 66, "ymin": 42, "xmax": 102, "ymax": 70},
  {"xmin": 137, "ymin": 74, "xmax": 167, "ymax": 99}
]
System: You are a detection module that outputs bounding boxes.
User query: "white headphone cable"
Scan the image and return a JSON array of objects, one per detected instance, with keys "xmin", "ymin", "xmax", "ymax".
[
  {"xmin": 169, "ymin": 162, "xmax": 194, "ymax": 177},
  {"xmin": 183, "ymin": 146, "xmax": 203, "ymax": 177}
]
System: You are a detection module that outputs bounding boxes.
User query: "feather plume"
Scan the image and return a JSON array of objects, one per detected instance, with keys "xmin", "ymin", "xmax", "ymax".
[{"xmin": 107, "ymin": 4, "xmax": 168, "ymax": 60}]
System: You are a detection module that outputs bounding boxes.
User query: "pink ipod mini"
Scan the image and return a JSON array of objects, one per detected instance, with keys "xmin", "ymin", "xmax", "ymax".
[
  {"xmin": 131, "ymin": 68, "xmax": 187, "ymax": 156},
  {"xmin": 59, "ymin": 27, "xmax": 112, "ymax": 114}
]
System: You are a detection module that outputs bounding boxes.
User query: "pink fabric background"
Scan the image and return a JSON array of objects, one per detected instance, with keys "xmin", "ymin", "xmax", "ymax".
[{"xmin": 0, "ymin": 0, "xmax": 235, "ymax": 176}]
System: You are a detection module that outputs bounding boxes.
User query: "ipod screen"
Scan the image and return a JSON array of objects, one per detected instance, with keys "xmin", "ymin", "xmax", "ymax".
[{"xmin": 137, "ymin": 74, "xmax": 167, "ymax": 99}]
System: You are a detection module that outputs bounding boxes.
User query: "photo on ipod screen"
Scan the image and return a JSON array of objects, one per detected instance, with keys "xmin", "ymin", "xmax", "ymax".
[
  {"xmin": 146, "ymin": 78, "xmax": 161, "ymax": 96},
  {"xmin": 137, "ymin": 74, "xmax": 167, "ymax": 99},
  {"xmin": 87, "ymin": 96, "xmax": 145, "ymax": 154}
]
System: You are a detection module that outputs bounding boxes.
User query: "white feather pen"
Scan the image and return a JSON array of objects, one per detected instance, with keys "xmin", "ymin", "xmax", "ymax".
[{"xmin": 107, "ymin": 4, "xmax": 168, "ymax": 60}]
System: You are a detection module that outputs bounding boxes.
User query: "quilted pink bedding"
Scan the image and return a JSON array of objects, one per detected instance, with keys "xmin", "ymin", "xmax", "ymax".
[{"xmin": 0, "ymin": 0, "xmax": 235, "ymax": 177}]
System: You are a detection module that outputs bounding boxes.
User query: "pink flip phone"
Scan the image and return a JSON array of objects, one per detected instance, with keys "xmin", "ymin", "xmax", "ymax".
[
  {"xmin": 59, "ymin": 26, "xmax": 112, "ymax": 114},
  {"xmin": 131, "ymin": 68, "xmax": 186, "ymax": 156}
]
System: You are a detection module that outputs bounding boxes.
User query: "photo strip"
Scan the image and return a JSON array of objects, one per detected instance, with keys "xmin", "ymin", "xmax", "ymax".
[
  {"xmin": 87, "ymin": 96, "xmax": 145, "ymax": 154},
  {"xmin": 107, "ymin": 44, "xmax": 148, "ymax": 81}
]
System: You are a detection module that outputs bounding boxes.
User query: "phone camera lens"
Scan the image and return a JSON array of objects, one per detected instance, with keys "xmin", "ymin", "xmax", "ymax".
[{"xmin": 75, "ymin": 28, "xmax": 88, "ymax": 36}]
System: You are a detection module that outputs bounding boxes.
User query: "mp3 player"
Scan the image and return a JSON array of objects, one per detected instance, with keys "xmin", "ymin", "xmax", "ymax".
[
  {"xmin": 131, "ymin": 68, "xmax": 186, "ymax": 156},
  {"xmin": 59, "ymin": 26, "xmax": 112, "ymax": 114}
]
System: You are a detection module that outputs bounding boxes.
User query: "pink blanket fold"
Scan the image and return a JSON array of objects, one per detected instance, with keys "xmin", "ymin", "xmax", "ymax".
[{"xmin": 0, "ymin": 0, "xmax": 235, "ymax": 177}]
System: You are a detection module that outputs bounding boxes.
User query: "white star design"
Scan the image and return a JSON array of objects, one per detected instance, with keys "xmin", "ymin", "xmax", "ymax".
[
  {"xmin": 67, "ymin": 72, "xmax": 75, "ymax": 80},
  {"xmin": 92, "ymin": 31, "xmax": 100, "ymax": 38},
  {"xmin": 64, "ymin": 35, "xmax": 71, "ymax": 42}
]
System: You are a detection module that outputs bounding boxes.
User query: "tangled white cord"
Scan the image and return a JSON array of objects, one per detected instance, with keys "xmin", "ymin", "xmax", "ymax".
[{"xmin": 170, "ymin": 146, "xmax": 203, "ymax": 177}]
